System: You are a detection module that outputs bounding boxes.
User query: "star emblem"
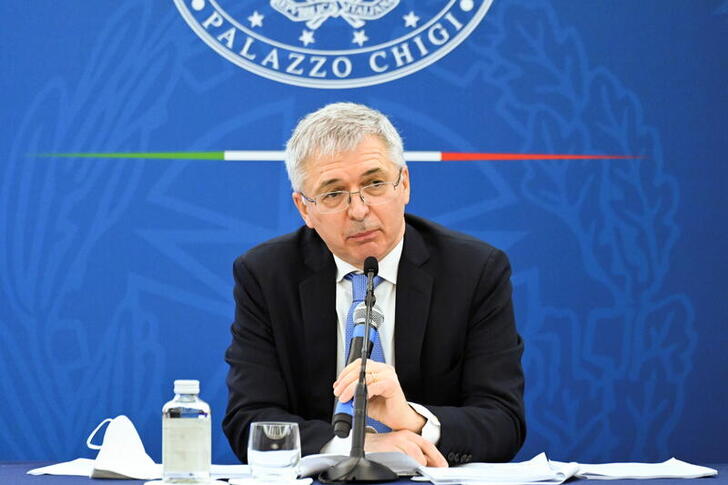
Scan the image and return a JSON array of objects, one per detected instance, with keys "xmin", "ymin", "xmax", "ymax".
[
  {"xmin": 247, "ymin": 11, "xmax": 264, "ymax": 28},
  {"xmin": 352, "ymin": 30, "xmax": 369, "ymax": 47},
  {"xmin": 403, "ymin": 11, "xmax": 420, "ymax": 28},
  {"xmin": 299, "ymin": 30, "xmax": 315, "ymax": 46},
  {"xmin": 460, "ymin": 0, "xmax": 474, "ymax": 12}
]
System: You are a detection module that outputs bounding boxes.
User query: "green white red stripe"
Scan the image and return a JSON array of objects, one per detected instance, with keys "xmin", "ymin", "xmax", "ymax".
[{"xmin": 38, "ymin": 151, "xmax": 641, "ymax": 161}]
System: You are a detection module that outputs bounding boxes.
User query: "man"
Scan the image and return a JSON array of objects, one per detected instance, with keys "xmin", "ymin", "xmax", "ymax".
[{"xmin": 223, "ymin": 103, "xmax": 525, "ymax": 467}]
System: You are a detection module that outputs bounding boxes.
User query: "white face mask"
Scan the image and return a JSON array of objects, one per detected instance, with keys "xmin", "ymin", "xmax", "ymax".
[{"xmin": 85, "ymin": 415, "xmax": 160, "ymax": 479}]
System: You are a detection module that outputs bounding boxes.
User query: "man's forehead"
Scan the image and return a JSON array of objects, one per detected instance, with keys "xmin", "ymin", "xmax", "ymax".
[
  {"xmin": 308, "ymin": 136, "xmax": 385, "ymax": 163},
  {"xmin": 302, "ymin": 141, "xmax": 396, "ymax": 190}
]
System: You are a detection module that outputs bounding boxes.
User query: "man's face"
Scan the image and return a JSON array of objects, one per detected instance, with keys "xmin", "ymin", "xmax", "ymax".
[{"xmin": 292, "ymin": 135, "xmax": 410, "ymax": 269}]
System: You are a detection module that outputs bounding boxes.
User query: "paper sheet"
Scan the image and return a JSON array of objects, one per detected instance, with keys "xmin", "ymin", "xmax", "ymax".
[
  {"xmin": 571, "ymin": 458, "xmax": 718, "ymax": 480},
  {"xmin": 28, "ymin": 461, "xmax": 254, "ymax": 480},
  {"xmin": 416, "ymin": 453, "xmax": 579, "ymax": 484}
]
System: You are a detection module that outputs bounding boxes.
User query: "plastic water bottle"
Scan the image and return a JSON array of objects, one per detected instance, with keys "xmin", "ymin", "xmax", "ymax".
[{"xmin": 162, "ymin": 379, "xmax": 211, "ymax": 483}]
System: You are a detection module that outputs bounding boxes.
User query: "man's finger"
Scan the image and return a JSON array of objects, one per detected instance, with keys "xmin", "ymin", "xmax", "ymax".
[
  {"xmin": 333, "ymin": 359, "xmax": 382, "ymax": 387},
  {"xmin": 419, "ymin": 438, "xmax": 448, "ymax": 468},
  {"xmin": 339, "ymin": 359, "xmax": 388, "ymax": 381},
  {"xmin": 334, "ymin": 362, "xmax": 393, "ymax": 400},
  {"xmin": 334, "ymin": 359, "xmax": 362, "ymax": 387},
  {"xmin": 337, "ymin": 379, "xmax": 359, "ymax": 403},
  {"xmin": 333, "ymin": 373, "xmax": 357, "ymax": 398},
  {"xmin": 365, "ymin": 377, "xmax": 396, "ymax": 399},
  {"xmin": 395, "ymin": 431, "xmax": 447, "ymax": 468},
  {"xmin": 340, "ymin": 370, "xmax": 396, "ymax": 402},
  {"xmin": 397, "ymin": 438, "xmax": 427, "ymax": 466}
]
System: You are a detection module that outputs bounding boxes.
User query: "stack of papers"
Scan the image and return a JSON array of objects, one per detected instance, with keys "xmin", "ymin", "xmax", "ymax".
[
  {"xmin": 570, "ymin": 458, "xmax": 718, "ymax": 480},
  {"xmin": 414, "ymin": 454, "xmax": 717, "ymax": 485},
  {"xmin": 415, "ymin": 453, "xmax": 579, "ymax": 484}
]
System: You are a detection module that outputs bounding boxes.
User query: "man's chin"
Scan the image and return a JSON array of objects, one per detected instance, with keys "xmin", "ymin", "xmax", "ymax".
[{"xmin": 350, "ymin": 244, "xmax": 387, "ymax": 265}]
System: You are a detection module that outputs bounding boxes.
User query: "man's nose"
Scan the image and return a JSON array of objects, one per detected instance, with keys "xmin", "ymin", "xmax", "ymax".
[{"xmin": 347, "ymin": 192, "xmax": 369, "ymax": 220}]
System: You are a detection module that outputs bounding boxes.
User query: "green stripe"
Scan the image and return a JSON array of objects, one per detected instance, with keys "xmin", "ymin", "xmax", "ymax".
[{"xmin": 35, "ymin": 152, "xmax": 226, "ymax": 160}]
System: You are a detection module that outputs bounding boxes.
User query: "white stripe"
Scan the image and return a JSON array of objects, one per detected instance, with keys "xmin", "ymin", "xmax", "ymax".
[
  {"xmin": 224, "ymin": 150, "xmax": 286, "ymax": 161},
  {"xmin": 223, "ymin": 150, "xmax": 443, "ymax": 162},
  {"xmin": 403, "ymin": 151, "xmax": 442, "ymax": 161}
]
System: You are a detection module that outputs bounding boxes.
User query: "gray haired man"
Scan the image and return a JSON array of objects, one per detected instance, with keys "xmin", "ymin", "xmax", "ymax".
[{"xmin": 223, "ymin": 103, "xmax": 526, "ymax": 467}]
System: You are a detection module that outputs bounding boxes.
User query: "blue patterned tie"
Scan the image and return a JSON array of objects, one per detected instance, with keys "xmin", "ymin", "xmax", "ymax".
[{"xmin": 344, "ymin": 272, "xmax": 390, "ymax": 433}]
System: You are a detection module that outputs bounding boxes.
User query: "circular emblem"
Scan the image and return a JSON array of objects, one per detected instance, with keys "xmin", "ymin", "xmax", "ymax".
[{"xmin": 173, "ymin": 0, "xmax": 494, "ymax": 88}]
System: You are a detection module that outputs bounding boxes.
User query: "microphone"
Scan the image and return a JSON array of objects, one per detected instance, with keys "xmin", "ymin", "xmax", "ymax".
[
  {"xmin": 331, "ymin": 303, "xmax": 384, "ymax": 438},
  {"xmin": 364, "ymin": 256, "xmax": 378, "ymax": 276},
  {"xmin": 363, "ymin": 257, "xmax": 378, "ymax": 310},
  {"xmin": 320, "ymin": 255, "xmax": 397, "ymax": 483}
]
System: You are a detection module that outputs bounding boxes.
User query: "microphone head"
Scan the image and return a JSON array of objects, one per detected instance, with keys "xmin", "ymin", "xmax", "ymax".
[
  {"xmin": 364, "ymin": 256, "xmax": 378, "ymax": 276},
  {"xmin": 353, "ymin": 303, "xmax": 384, "ymax": 329}
]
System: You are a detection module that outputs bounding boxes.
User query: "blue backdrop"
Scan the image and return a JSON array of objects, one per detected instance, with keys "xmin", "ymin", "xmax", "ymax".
[{"xmin": 1, "ymin": 0, "xmax": 726, "ymax": 465}]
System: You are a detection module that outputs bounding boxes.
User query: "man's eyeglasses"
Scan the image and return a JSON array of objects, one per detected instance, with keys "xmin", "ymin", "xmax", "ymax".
[{"xmin": 299, "ymin": 167, "xmax": 404, "ymax": 214}]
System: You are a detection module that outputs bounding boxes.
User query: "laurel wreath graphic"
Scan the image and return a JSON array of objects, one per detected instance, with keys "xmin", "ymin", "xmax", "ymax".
[
  {"xmin": 450, "ymin": 0, "xmax": 697, "ymax": 460},
  {"xmin": 0, "ymin": 2, "xmax": 188, "ymax": 458}
]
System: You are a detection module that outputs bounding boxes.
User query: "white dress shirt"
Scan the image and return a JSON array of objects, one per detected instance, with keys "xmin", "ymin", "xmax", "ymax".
[{"xmin": 321, "ymin": 237, "xmax": 441, "ymax": 454}]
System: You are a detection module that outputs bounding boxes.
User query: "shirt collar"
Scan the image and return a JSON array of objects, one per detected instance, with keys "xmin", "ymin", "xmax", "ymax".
[{"xmin": 333, "ymin": 236, "xmax": 404, "ymax": 285}]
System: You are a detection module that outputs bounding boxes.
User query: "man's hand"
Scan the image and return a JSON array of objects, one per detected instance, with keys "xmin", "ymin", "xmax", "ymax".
[
  {"xmin": 333, "ymin": 359, "xmax": 424, "ymax": 433},
  {"xmin": 365, "ymin": 431, "xmax": 448, "ymax": 467}
]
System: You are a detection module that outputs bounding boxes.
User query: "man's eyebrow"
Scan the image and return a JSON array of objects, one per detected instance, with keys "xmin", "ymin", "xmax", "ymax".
[
  {"xmin": 315, "ymin": 177, "xmax": 343, "ymax": 193},
  {"xmin": 314, "ymin": 168, "xmax": 387, "ymax": 193}
]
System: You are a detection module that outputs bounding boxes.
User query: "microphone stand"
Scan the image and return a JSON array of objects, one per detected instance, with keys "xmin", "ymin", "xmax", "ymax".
[{"xmin": 319, "ymin": 264, "xmax": 398, "ymax": 483}]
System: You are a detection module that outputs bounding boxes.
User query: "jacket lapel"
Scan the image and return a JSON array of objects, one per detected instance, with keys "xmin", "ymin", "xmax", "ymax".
[
  {"xmin": 299, "ymin": 233, "xmax": 338, "ymax": 411},
  {"xmin": 394, "ymin": 223, "xmax": 433, "ymax": 392}
]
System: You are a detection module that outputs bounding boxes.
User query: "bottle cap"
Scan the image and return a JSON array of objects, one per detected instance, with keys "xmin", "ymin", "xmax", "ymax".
[{"xmin": 174, "ymin": 379, "xmax": 200, "ymax": 395}]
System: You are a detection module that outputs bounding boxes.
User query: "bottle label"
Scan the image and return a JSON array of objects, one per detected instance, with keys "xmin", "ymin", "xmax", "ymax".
[{"xmin": 163, "ymin": 418, "xmax": 211, "ymax": 481}]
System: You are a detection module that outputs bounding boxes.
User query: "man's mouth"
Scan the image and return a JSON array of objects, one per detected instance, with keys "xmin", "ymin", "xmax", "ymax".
[{"xmin": 348, "ymin": 229, "xmax": 379, "ymax": 241}]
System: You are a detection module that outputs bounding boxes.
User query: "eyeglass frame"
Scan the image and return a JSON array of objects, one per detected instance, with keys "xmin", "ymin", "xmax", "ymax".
[{"xmin": 298, "ymin": 166, "xmax": 404, "ymax": 213}]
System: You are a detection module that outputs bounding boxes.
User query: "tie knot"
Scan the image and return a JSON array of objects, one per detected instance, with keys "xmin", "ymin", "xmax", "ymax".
[{"xmin": 345, "ymin": 272, "xmax": 382, "ymax": 302}]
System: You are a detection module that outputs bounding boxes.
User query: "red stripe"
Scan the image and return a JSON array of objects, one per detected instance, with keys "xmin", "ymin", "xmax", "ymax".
[{"xmin": 441, "ymin": 152, "xmax": 641, "ymax": 161}]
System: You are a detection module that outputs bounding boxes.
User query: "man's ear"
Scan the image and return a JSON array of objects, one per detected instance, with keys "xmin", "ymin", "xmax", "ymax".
[
  {"xmin": 292, "ymin": 192, "xmax": 315, "ymax": 228},
  {"xmin": 401, "ymin": 166, "xmax": 411, "ymax": 205}
]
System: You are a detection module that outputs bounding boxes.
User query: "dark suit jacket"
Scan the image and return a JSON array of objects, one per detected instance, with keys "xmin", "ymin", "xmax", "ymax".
[{"xmin": 223, "ymin": 214, "xmax": 525, "ymax": 465}]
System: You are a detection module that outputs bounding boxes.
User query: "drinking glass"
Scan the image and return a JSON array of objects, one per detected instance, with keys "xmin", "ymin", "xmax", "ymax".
[{"xmin": 247, "ymin": 422, "xmax": 301, "ymax": 481}]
